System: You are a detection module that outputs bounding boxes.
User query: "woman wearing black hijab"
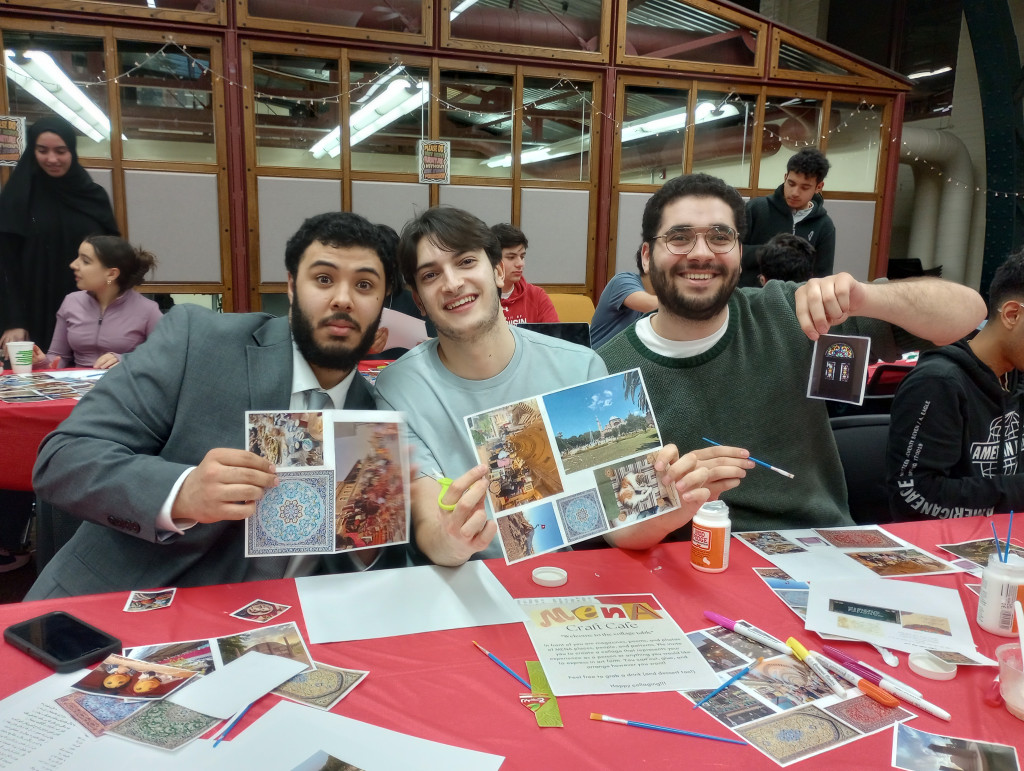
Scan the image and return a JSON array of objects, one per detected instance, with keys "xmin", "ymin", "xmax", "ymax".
[{"xmin": 0, "ymin": 116, "xmax": 119, "ymax": 352}]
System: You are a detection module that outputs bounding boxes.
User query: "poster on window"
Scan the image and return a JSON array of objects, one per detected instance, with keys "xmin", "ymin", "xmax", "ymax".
[
  {"xmin": 0, "ymin": 116, "xmax": 26, "ymax": 165},
  {"xmin": 418, "ymin": 139, "xmax": 450, "ymax": 184}
]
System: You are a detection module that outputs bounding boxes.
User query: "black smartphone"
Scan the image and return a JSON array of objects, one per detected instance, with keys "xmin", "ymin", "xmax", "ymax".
[{"xmin": 4, "ymin": 611, "xmax": 121, "ymax": 673}]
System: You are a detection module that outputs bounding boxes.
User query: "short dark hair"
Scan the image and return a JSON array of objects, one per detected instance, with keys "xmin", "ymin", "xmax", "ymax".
[
  {"xmin": 758, "ymin": 233, "xmax": 814, "ymax": 283},
  {"xmin": 398, "ymin": 206, "xmax": 501, "ymax": 287},
  {"xmin": 284, "ymin": 212, "xmax": 401, "ymax": 297},
  {"xmin": 84, "ymin": 235, "xmax": 156, "ymax": 291},
  {"xmin": 490, "ymin": 223, "xmax": 528, "ymax": 251},
  {"xmin": 641, "ymin": 174, "xmax": 746, "ymax": 252},
  {"xmin": 786, "ymin": 148, "xmax": 830, "ymax": 184},
  {"xmin": 987, "ymin": 247, "xmax": 1024, "ymax": 320}
]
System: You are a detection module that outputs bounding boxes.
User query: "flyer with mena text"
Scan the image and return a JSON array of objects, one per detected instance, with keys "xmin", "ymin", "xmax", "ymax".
[{"xmin": 518, "ymin": 593, "xmax": 718, "ymax": 696}]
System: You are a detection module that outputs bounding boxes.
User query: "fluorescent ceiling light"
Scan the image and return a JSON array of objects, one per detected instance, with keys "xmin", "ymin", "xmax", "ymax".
[
  {"xmin": 4, "ymin": 49, "xmax": 111, "ymax": 141},
  {"xmin": 483, "ymin": 101, "xmax": 739, "ymax": 169},
  {"xmin": 450, "ymin": 0, "xmax": 480, "ymax": 21},
  {"xmin": 310, "ymin": 79, "xmax": 429, "ymax": 159},
  {"xmin": 908, "ymin": 66, "xmax": 952, "ymax": 80}
]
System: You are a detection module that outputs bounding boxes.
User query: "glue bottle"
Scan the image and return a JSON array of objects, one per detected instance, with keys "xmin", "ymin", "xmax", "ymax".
[
  {"xmin": 977, "ymin": 552, "xmax": 1024, "ymax": 636},
  {"xmin": 690, "ymin": 500, "xmax": 731, "ymax": 573}
]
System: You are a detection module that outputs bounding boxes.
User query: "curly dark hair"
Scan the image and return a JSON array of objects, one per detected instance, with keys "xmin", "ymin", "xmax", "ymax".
[
  {"xmin": 283, "ymin": 212, "xmax": 401, "ymax": 298},
  {"xmin": 490, "ymin": 223, "xmax": 528, "ymax": 251},
  {"xmin": 641, "ymin": 173, "xmax": 747, "ymax": 253},
  {"xmin": 786, "ymin": 148, "xmax": 830, "ymax": 184},
  {"xmin": 758, "ymin": 233, "xmax": 815, "ymax": 283}
]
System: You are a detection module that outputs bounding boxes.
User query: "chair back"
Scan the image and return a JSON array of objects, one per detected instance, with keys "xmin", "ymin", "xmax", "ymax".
[
  {"xmin": 547, "ymin": 293, "xmax": 596, "ymax": 323},
  {"xmin": 830, "ymin": 414, "xmax": 893, "ymax": 525}
]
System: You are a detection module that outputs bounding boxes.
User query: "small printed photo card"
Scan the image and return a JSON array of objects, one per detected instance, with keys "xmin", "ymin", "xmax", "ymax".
[
  {"xmin": 123, "ymin": 587, "xmax": 176, "ymax": 612},
  {"xmin": 71, "ymin": 654, "xmax": 198, "ymax": 701},
  {"xmin": 230, "ymin": 598, "xmax": 292, "ymax": 624},
  {"xmin": 273, "ymin": 661, "xmax": 369, "ymax": 710},
  {"xmin": 465, "ymin": 370, "xmax": 681, "ymax": 564},
  {"xmin": 806, "ymin": 334, "xmax": 871, "ymax": 405},
  {"xmin": 245, "ymin": 410, "xmax": 410, "ymax": 559}
]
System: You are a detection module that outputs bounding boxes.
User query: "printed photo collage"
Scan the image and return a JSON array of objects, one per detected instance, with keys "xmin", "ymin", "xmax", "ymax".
[
  {"xmin": 52, "ymin": 622, "xmax": 367, "ymax": 751},
  {"xmin": 683, "ymin": 622, "xmax": 915, "ymax": 767},
  {"xmin": 0, "ymin": 371, "xmax": 98, "ymax": 402},
  {"xmin": 244, "ymin": 409, "xmax": 410, "ymax": 558},
  {"xmin": 733, "ymin": 526, "xmax": 961, "ymax": 581},
  {"xmin": 463, "ymin": 370, "xmax": 679, "ymax": 564}
]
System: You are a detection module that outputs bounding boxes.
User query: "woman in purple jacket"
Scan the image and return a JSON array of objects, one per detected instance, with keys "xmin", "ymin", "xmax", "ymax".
[{"xmin": 35, "ymin": 235, "xmax": 162, "ymax": 369}]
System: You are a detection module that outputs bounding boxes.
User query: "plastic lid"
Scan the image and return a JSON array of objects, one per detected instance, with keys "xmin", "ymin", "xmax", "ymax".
[
  {"xmin": 532, "ymin": 566, "xmax": 568, "ymax": 587},
  {"xmin": 907, "ymin": 652, "xmax": 957, "ymax": 680}
]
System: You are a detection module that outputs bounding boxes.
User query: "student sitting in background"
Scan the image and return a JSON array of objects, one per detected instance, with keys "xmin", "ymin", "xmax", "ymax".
[
  {"xmin": 757, "ymin": 233, "xmax": 815, "ymax": 285},
  {"xmin": 34, "ymin": 235, "xmax": 162, "ymax": 369},
  {"xmin": 590, "ymin": 246, "xmax": 659, "ymax": 349},
  {"xmin": 887, "ymin": 248, "xmax": 1024, "ymax": 521},
  {"xmin": 491, "ymin": 223, "xmax": 558, "ymax": 324}
]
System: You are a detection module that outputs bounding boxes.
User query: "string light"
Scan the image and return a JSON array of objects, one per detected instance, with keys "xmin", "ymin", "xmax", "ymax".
[{"xmin": 3, "ymin": 43, "xmax": 1017, "ymax": 198}]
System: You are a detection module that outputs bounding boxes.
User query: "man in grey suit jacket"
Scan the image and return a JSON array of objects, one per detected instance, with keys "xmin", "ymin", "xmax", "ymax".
[{"xmin": 28, "ymin": 212, "xmax": 406, "ymax": 598}]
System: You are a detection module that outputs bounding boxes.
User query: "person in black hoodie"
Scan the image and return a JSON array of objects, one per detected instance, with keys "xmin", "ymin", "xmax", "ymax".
[
  {"xmin": 740, "ymin": 148, "xmax": 835, "ymax": 287},
  {"xmin": 887, "ymin": 248, "xmax": 1024, "ymax": 520}
]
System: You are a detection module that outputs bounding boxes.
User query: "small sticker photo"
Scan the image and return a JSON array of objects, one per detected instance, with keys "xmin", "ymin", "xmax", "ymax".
[{"xmin": 229, "ymin": 598, "xmax": 292, "ymax": 624}]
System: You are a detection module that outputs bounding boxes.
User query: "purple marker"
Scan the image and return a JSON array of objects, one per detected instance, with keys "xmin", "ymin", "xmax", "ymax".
[
  {"xmin": 822, "ymin": 646, "xmax": 922, "ymax": 697},
  {"xmin": 704, "ymin": 611, "xmax": 794, "ymax": 656}
]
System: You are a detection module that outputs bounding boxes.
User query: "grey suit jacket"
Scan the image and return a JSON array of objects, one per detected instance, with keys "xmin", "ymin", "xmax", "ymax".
[{"xmin": 28, "ymin": 305, "xmax": 397, "ymax": 599}]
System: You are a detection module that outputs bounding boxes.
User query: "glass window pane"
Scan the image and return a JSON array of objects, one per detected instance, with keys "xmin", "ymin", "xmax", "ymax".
[
  {"xmin": 348, "ymin": 63, "xmax": 430, "ymax": 175},
  {"xmin": 439, "ymin": 70, "xmax": 513, "ymax": 179},
  {"xmin": 625, "ymin": 1, "xmax": 757, "ymax": 67},
  {"xmin": 519, "ymin": 77, "xmax": 593, "ymax": 183},
  {"xmin": 619, "ymin": 85, "xmax": 689, "ymax": 184},
  {"xmin": 449, "ymin": 0, "xmax": 602, "ymax": 55},
  {"xmin": 691, "ymin": 91, "xmax": 758, "ymax": 189},
  {"xmin": 777, "ymin": 42, "xmax": 851, "ymax": 77},
  {"xmin": 253, "ymin": 53, "xmax": 340, "ymax": 169},
  {"xmin": 247, "ymin": 0, "xmax": 425, "ymax": 35},
  {"xmin": 118, "ymin": 42, "xmax": 215, "ymax": 163},
  {"xmin": 757, "ymin": 96, "xmax": 823, "ymax": 188},
  {"xmin": 2, "ymin": 32, "xmax": 111, "ymax": 160},
  {"xmin": 825, "ymin": 100, "xmax": 884, "ymax": 193}
]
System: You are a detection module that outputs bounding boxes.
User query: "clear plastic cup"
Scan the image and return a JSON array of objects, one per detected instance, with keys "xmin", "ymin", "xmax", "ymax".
[
  {"xmin": 5, "ymin": 341, "xmax": 34, "ymax": 374},
  {"xmin": 996, "ymin": 643, "xmax": 1024, "ymax": 721}
]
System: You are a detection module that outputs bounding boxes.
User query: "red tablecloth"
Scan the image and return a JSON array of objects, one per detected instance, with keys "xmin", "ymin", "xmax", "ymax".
[
  {"xmin": 1, "ymin": 515, "xmax": 1020, "ymax": 767},
  {"xmin": 0, "ymin": 380, "xmax": 76, "ymax": 490}
]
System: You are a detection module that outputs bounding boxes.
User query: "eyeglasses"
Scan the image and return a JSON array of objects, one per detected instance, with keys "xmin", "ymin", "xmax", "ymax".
[{"xmin": 654, "ymin": 226, "xmax": 737, "ymax": 255}]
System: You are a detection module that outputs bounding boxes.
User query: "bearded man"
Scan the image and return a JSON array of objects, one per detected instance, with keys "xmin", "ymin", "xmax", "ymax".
[
  {"xmin": 596, "ymin": 173, "xmax": 985, "ymax": 548},
  {"xmin": 29, "ymin": 212, "xmax": 406, "ymax": 598}
]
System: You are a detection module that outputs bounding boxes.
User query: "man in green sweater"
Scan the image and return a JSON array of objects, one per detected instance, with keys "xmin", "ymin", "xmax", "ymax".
[{"xmin": 598, "ymin": 173, "xmax": 986, "ymax": 550}]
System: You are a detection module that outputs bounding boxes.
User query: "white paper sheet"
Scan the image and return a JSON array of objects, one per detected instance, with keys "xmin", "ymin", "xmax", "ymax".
[
  {"xmin": 215, "ymin": 700, "xmax": 503, "ymax": 770},
  {"xmin": 167, "ymin": 651, "xmax": 306, "ymax": 719},
  {"xmin": 805, "ymin": 577, "xmax": 978, "ymax": 654},
  {"xmin": 378, "ymin": 307, "xmax": 429, "ymax": 350},
  {"xmin": 296, "ymin": 561, "xmax": 522, "ymax": 643}
]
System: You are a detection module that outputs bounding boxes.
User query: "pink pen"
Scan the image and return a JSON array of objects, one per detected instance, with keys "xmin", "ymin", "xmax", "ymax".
[{"xmin": 704, "ymin": 611, "xmax": 793, "ymax": 656}]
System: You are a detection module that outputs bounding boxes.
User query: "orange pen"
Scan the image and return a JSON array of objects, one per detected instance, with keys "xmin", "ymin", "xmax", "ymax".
[{"xmin": 815, "ymin": 651, "xmax": 900, "ymax": 707}]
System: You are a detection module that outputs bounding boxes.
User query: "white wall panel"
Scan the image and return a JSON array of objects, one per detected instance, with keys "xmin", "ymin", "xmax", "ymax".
[
  {"xmin": 125, "ymin": 170, "xmax": 221, "ymax": 283},
  {"xmin": 521, "ymin": 188, "xmax": 589, "ymax": 284},
  {"xmin": 257, "ymin": 177, "xmax": 341, "ymax": 283},
  {"xmin": 439, "ymin": 185, "xmax": 512, "ymax": 228}
]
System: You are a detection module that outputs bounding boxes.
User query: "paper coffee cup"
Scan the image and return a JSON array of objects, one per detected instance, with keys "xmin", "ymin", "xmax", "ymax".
[{"xmin": 5, "ymin": 341, "xmax": 34, "ymax": 374}]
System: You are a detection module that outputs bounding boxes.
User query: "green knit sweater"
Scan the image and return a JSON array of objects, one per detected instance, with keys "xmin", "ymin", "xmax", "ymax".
[{"xmin": 598, "ymin": 281, "xmax": 907, "ymax": 534}]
